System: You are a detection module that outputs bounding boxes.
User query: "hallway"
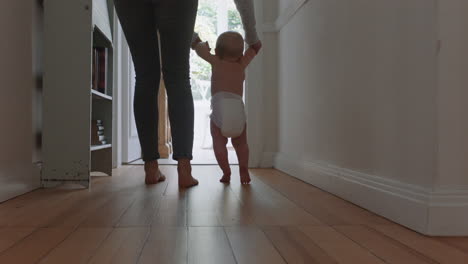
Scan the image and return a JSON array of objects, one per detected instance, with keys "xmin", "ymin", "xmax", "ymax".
[{"xmin": 0, "ymin": 166, "xmax": 467, "ymax": 264}]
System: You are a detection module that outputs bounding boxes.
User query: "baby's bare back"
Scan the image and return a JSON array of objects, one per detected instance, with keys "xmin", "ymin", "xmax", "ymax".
[{"xmin": 211, "ymin": 60, "xmax": 246, "ymax": 97}]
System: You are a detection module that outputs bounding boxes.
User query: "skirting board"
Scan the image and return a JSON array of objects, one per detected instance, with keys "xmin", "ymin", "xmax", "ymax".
[
  {"xmin": 273, "ymin": 152, "xmax": 468, "ymax": 236},
  {"xmin": 0, "ymin": 166, "xmax": 41, "ymax": 203},
  {"xmin": 42, "ymin": 179, "xmax": 90, "ymax": 189}
]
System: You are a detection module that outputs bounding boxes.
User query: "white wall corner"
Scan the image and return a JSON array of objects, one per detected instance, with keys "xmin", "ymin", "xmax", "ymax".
[
  {"xmin": 246, "ymin": 0, "xmax": 266, "ymax": 167},
  {"xmin": 262, "ymin": 22, "xmax": 278, "ymax": 33},
  {"xmin": 260, "ymin": 152, "xmax": 276, "ymax": 168},
  {"xmin": 427, "ymin": 190, "xmax": 468, "ymax": 236},
  {"xmin": 273, "ymin": 152, "xmax": 305, "ymax": 179},
  {"xmin": 262, "ymin": 0, "xmax": 308, "ymax": 32},
  {"xmin": 273, "ymin": 152, "xmax": 468, "ymax": 236}
]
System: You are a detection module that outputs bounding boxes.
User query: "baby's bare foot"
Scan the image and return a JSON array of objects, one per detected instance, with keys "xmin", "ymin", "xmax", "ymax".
[
  {"xmin": 240, "ymin": 168, "xmax": 251, "ymax": 184},
  {"xmin": 144, "ymin": 161, "xmax": 166, "ymax": 185},
  {"xmin": 219, "ymin": 173, "xmax": 231, "ymax": 183},
  {"xmin": 178, "ymin": 159, "xmax": 199, "ymax": 188},
  {"xmin": 158, "ymin": 171, "xmax": 167, "ymax": 182}
]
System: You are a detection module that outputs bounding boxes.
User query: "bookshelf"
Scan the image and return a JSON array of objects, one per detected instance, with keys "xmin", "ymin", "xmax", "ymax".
[
  {"xmin": 92, "ymin": 89, "xmax": 112, "ymax": 101},
  {"xmin": 91, "ymin": 144, "xmax": 112, "ymax": 152},
  {"xmin": 43, "ymin": 0, "xmax": 115, "ymax": 188}
]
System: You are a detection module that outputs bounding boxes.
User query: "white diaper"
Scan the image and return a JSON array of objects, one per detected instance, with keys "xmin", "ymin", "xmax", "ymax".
[{"xmin": 211, "ymin": 92, "xmax": 246, "ymax": 138}]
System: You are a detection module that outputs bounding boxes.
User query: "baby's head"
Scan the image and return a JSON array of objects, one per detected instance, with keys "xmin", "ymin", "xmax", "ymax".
[{"xmin": 215, "ymin": 31, "xmax": 244, "ymax": 60}]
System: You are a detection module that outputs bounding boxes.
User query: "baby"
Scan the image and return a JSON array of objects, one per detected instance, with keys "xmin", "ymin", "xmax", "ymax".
[{"xmin": 192, "ymin": 31, "xmax": 257, "ymax": 184}]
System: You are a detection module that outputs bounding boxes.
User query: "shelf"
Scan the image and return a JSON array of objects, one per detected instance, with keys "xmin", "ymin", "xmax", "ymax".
[
  {"xmin": 93, "ymin": 0, "xmax": 113, "ymax": 44},
  {"xmin": 43, "ymin": 0, "xmax": 115, "ymax": 187},
  {"xmin": 92, "ymin": 89, "xmax": 112, "ymax": 101},
  {"xmin": 91, "ymin": 144, "xmax": 112, "ymax": 151},
  {"xmin": 93, "ymin": 26, "xmax": 113, "ymax": 49}
]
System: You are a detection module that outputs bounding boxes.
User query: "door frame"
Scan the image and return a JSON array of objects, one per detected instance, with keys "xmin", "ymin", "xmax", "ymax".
[
  {"xmin": 244, "ymin": 0, "xmax": 264, "ymax": 167},
  {"xmin": 113, "ymin": 10, "xmax": 143, "ymax": 166}
]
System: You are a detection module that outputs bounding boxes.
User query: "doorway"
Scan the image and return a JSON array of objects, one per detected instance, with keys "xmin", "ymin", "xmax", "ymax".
[{"xmin": 126, "ymin": 0, "xmax": 245, "ymax": 165}]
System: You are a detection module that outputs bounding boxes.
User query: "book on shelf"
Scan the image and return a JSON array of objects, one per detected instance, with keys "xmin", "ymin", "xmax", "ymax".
[
  {"xmin": 91, "ymin": 121, "xmax": 104, "ymax": 129},
  {"xmin": 92, "ymin": 119, "xmax": 103, "ymax": 126},
  {"xmin": 91, "ymin": 124, "xmax": 104, "ymax": 133},
  {"xmin": 92, "ymin": 48, "xmax": 98, "ymax": 91},
  {"xmin": 92, "ymin": 134, "xmax": 106, "ymax": 142},
  {"xmin": 91, "ymin": 120, "xmax": 106, "ymax": 145},
  {"xmin": 94, "ymin": 47, "xmax": 108, "ymax": 94},
  {"xmin": 92, "ymin": 140, "xmax": 108, "ymax": 146}
]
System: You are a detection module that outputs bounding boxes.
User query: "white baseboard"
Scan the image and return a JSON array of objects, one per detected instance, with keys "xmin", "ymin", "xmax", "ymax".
[
  {"xmin": 427, "ymin": 188, "xmax": 468, "ymax": 235},
  {"xmin": 0, "ymin": 164, "xmax": 41, "ymax": 203},
  {"xmin": 273, "ymin": 152, "xmax": 468, "ymax": 236}
]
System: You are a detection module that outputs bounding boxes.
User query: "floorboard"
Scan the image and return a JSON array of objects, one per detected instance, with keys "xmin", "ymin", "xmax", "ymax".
[{"xmin": 0, "ymin": 166, "xmax": 466, "ymax": 264}]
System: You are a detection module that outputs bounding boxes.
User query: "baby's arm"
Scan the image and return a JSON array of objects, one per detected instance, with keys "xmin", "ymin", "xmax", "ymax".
[
  {"xmin": 195, "ymin": 42, "xmax": 216, "ymax": 64},
  {"xmin": 240, "ymin": 47, "xmax": 257, "ymax": 67}
]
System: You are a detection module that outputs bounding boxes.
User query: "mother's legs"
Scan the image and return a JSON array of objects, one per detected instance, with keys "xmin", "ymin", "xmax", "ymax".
[
  {"xmin": 158, "ymin": 0, "xmax": 199, "ymax": 187},
  {"xmin": 114, "ymin": 0, "xmax": 164, "ymax": 184}
]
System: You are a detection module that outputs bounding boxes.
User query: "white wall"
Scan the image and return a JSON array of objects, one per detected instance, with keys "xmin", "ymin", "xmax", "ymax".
[
  {"xmin": 278, "ymin": 0, "xmax": 438, "ymax": 186},
  {"xmin": 244, "ymin": 0, "xmax": 277, "ymax": 167},
  {"xmin": 0, "ymin": 1, "xmax": 41, "ymax": 202},
  {"xmin": 263, "ymin": 0, "xmax": 278, "ymax": 23},
  {"xmin": 428, "ymin": 0, "xmax": 468, "ymax": 235},
  {"xmin": 277, "ymin": 0, "xmax": 290, "ymax": 14},
  {"xmin": 273, "ymin": 0, "xmax": 468, "ymax": 235},
  {"xmin": 436, "ymin": 0, "xmax": 468, "ymax": 190},
  {"xmin": 258, "ymin": 0, "xmax": 279, "ymax": 166}
]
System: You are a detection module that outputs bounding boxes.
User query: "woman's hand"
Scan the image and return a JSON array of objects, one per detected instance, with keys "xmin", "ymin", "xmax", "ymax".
[
  {"xmin": 191, "ymin": 34, "xmax": 202, "ymax": 50},
  {"xmin": 250, "ymin": 41, "xmax": 262, "ymax": 54}
]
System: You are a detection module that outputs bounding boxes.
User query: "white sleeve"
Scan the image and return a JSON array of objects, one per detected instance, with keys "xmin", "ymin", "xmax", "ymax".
[{"xmin": 233, "ymin": 0, "xmax": 259, "ymax": 45}]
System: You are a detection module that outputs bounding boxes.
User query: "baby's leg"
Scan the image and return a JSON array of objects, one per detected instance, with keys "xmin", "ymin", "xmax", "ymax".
[
  {"xmin": 232, "ymin": 126, "xmax": 251, "ymax": 184},
  {"xmin": 210, "ymin": 120, "xmax": 231, "ymax": 182}
]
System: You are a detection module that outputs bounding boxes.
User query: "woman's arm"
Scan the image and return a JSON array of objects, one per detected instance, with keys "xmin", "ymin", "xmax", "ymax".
[{"xmin": 233, "ymin": 0, "xmax": 259, "ymax": 45}]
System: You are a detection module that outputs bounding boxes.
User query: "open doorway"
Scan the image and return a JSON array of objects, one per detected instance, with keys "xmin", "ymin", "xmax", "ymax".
[{"xmin": 128, "ymin": 0, "xmax": 245, "ymax": 165}]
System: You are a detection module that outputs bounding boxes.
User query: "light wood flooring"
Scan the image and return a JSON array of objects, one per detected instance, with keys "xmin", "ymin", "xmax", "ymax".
[{"xmin": 0, "ymin": 166, "xmax": 467, "ymax": 264}]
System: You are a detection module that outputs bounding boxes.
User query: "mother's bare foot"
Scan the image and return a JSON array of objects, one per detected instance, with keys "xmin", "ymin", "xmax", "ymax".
[
  {"xmin": 219, "ymin": 173, "xmax": 231, "ymax": 183},
  {"xmin": 177, "ymin": 159, "xmax": 198, "ymax": 188},
  {"xmin": 240, "ymin": 168, "xmax": 251, "ymax": 184},
  {"xmin": 144, "ymin": 160, "xmax": 166, "ymax": 185}
]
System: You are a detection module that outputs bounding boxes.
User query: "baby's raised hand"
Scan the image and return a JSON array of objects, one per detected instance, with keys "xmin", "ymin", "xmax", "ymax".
[
  {"xmin": 194, "ymin": 41, "xmax": 215, "ymax": 63},
  {"xmin": 197, "ymin": 41, "xmax": 211, "ymax": 52},
  {"xmin": 250, "ymin": 40, "xmax": 262, "ymax": 54}
]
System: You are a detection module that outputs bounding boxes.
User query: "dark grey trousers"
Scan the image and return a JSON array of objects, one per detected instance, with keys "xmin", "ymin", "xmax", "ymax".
[{"xmin": 114, "ymin": 0, "xmax": 198, "ymax": 161}]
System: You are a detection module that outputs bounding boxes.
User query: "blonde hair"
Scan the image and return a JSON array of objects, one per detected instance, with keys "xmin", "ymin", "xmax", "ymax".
[{"xmin": 216, "ymin": 31, "xmax": 244, "ymax": 59}]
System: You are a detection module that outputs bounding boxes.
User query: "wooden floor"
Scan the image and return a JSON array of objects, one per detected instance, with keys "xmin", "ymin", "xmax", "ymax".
[{"xmin": 0, "ymin": 166, "xmax": 467, "ymax": 264}]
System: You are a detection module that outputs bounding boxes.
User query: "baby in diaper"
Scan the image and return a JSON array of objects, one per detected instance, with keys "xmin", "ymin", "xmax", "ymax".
[{"xmin": 192, "ymin": 31, "xmax": 257, "ymax": 184}]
